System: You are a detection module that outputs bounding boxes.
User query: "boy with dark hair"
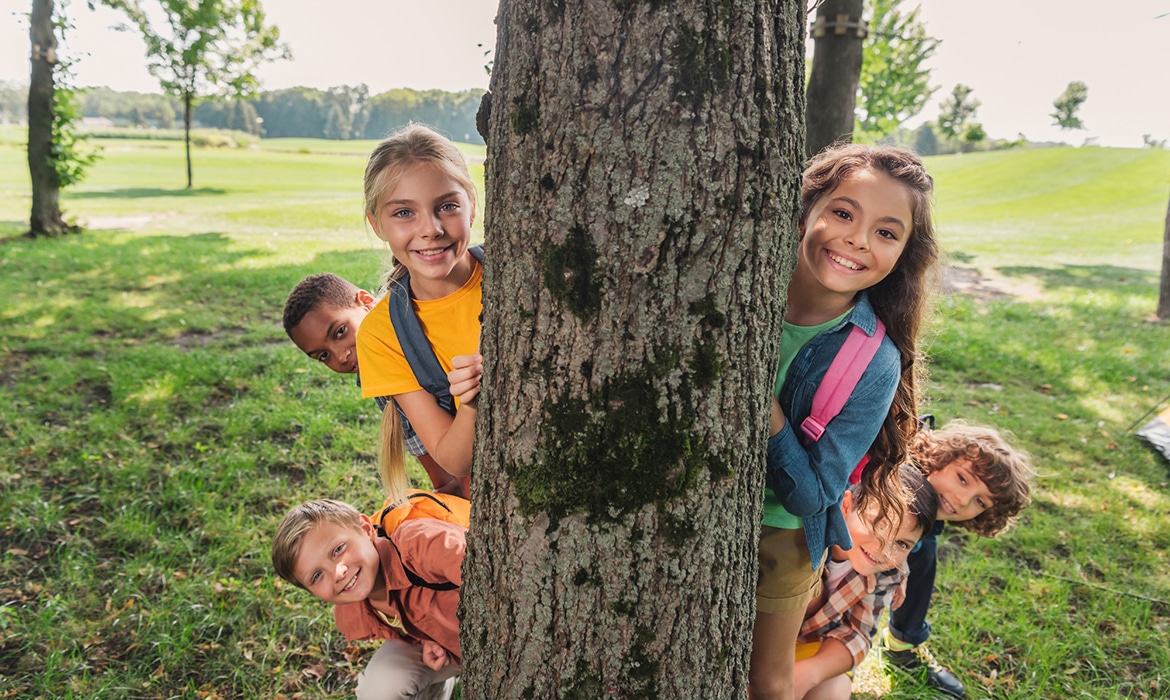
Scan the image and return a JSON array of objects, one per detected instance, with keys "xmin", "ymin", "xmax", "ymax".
[
  {"xmin": 272, "ymin": 499, "xmax": 464, "ymax": 700},
  {"xmin": 282, "ymin": 274, "xmax": 463, "ymax": 495},
  {"xmin": 283, "ymin": 272, "xmax": 375, "ymax": 376},
  {"xmin": 883, "ymin": 421, "xmax": 1035, "ymax": 698},
  {"xmin": 794, "ymin": 463, "xmax": 939, "ymax": 700}
]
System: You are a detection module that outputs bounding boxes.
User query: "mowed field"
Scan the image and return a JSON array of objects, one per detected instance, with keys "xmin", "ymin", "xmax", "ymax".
[{"xmin": 0, "ymin": 126, "xmax": 1168, "ymax": 699}]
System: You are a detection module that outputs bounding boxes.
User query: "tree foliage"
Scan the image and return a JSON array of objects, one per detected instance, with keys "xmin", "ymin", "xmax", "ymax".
[
  {"xmin": 1051, "ymin": 80, "xmax": 1087, "ymax": 131},
  {"xmin": 937, "ymin": 83, "xmax": 980, "ymax": 140},
  {"xmin": 107, "ymin": 0, "xmax": 289, "ymax": 187},
  {"xmin": 856, "ymin": 0, "xmax": 939, "ymax": 138}
]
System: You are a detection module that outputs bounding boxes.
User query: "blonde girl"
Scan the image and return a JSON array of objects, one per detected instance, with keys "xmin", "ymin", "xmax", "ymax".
[{"xmin": 356, "ymin": 125, "xmax": 484, "ymax": 502}]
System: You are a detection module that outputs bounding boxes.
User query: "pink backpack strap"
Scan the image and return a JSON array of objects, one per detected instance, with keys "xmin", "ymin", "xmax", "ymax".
[{"xmin": 800, "ymin": 319, "xmax": 887, "ymax": 444}]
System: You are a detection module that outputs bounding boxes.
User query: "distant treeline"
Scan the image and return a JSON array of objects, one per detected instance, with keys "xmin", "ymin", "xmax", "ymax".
[{"xmin": 0, "ymin": 82, "xmax": 486, "ymax": 145}]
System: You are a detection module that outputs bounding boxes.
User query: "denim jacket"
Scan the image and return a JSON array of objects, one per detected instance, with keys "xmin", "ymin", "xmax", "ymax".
[{"xmin": 765, "ymin": 293, "xmax": 901, "ymax": 566}]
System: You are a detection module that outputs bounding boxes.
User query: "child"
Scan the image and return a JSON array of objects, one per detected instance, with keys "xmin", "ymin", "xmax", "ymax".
[
  {"xmin": 272, "ymin": 499, "xmax": 465, "ymax": 700},
  {"xmin": 882, "ymin": 421, "xmax": 1035, "ymax": 699},
  {"xmin": 794, "ymin": 464, "xmax": 939, "ymax": 700},
  {"xmin": 749, "ymin": 144, "xmax": 940, "ymax": 700},
  {"xmin": 282, "ymin": 273, "xmax": 462, "ymax": 497},
  {"xmin": 355, "ymin": 125, "xmax": 484, "ymax": 489}
]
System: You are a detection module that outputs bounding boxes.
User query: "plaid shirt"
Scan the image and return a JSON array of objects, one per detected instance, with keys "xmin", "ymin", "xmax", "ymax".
[{"xmin": 798, "ymin": 561, "xmax": 909, "ymax": 667}]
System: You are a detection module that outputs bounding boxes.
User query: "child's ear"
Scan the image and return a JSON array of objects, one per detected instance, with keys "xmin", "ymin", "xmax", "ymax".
[
  {"xmin": 367, "ymin": 213, "xmax": 383, "ymax": 239},
  {"xmin": 360, "ymin": 515, "xmax": 377, "ymax": 539},
  {"xmin": 840, "ymin": 490, "xmax": 855, "ymax": 517},
  {"xmin": 355, "ymin": 289, "xmax": 375, "ymax": 310}
]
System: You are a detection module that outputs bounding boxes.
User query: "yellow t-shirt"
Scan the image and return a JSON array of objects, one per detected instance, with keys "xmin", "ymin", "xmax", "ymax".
[{"xmin": 356, "ymin": 262, "xmax": 483, "ymax": 400}]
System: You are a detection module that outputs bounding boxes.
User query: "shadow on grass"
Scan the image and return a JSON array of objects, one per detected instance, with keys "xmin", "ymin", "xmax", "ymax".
[
  {"xmin": 70, "ymin": 186, "xmax": 228, "ymax": 199},
  {"xmin": 998, "ymin": 264, "xmax": 1159, "ymax": 290}
]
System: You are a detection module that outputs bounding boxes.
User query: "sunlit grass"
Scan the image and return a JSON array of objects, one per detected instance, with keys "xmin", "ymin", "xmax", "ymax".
[{"xmin": 1, "ymin": 137, "xmax": 1168, "ymax": 698}]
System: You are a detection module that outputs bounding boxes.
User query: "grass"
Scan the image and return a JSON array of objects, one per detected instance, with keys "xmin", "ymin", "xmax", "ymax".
[{"xmin": 1, "ymin": 129, "xmax": 1168, "ymax": 699}]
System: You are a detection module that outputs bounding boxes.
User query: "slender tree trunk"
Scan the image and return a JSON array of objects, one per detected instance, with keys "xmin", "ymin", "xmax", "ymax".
[
  {"xmin": 1158, "ymin": 188, "xmax": 1170, "ymax": 320},
  {"xmin": 804, "ymin": 0, "xmax": 866, "ymax": 159},
  {"xmin": 462, "ymin": 1, "xmax": 805, "ymax": 696},
  {"xmin": 183, "ymin": 89, "xmax": 193, "ymax": 189},
  {"xmin": 28, "ymin": 0, "xmax": 67, "ymax": 237}
]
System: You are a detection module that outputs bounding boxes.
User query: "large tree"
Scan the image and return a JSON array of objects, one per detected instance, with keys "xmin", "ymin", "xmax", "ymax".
[
  {"xmin": 856, "ymin": 0, "xmax": 939, "ymax": 139},
  {"xmin": 27, "ymin": 0, "xmax": 68, "ymax": 237},
  {"xmin": 107, "ymin": 0, "xmax": 287, "ymax": 188},
  {"xmin": 462, "ymin": 0, "xmax": 805, "ymax": 696},
  {"xmin": 805, "ymin": 0, "xmax": 866, "ymax": 158}
]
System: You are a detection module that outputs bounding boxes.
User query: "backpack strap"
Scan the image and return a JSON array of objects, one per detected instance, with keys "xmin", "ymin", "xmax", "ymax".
[
  {"xmin": 388, "ymin": 245, "xmax": 484, "ymax": 417},
  {"xmin": 386, "ymin": 535, "xmax": 460, "ymax": 592},
  {"xmin": 800, "ymin": 319, "xmax": 887, "ymax": 444},
  {"xmin": 374, "ymin": 491, "xmax": 458, "ymax": 539}
]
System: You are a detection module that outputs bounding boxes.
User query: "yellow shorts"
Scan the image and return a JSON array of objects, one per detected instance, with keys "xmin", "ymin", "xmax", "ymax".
[
  {"xmin": 795, "ymin": 641, "xmax": 821, "ymax": 661},
  {"xmin": 756, "ymin": 525, "xmax": 824, "ymax": 614}
]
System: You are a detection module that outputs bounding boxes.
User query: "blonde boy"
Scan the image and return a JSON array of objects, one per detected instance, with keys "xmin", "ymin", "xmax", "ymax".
[{"xmin": 272, "ymin": 499, "xmax": 464, "ymax": 700}]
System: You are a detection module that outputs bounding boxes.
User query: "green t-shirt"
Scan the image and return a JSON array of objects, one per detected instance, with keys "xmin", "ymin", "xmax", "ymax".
[{"xmin": 763, "ymin": 311, "xmax": 851, "ymax": 529}]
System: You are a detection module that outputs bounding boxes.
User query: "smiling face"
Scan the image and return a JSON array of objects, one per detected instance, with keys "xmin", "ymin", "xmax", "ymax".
[
  {"xmin": 928, "ymin": 457, "xmax": 996, "ymax": 523},
  {"xmin": 834, "ymin": 490, "xmax": 925, "ymax": 577},
  {"xmin": 367, "ymin": 162, "xmax": 474, "ymax": 301},
  {"xmin": 795, "ymin": 168, "xmax": 913, "ymax": 305},
  {"xmin": 288, "ymin": 295, "xmax": 374, "ymax": 374},
  {"xmin": 292, "ymin": 519, "xmax": 382, "ymax": 605}
]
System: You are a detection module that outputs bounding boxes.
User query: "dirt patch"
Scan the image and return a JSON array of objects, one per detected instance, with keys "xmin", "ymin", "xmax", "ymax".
[{"xmin": 942, "ymin": 266, "xmax": 1045, "ymax": 302}]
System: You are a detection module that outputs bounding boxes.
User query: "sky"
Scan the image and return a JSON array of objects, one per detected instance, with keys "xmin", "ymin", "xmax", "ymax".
[{"xmin": 2, "ymin": 0, "xmax": 1168, "ymax": 148}]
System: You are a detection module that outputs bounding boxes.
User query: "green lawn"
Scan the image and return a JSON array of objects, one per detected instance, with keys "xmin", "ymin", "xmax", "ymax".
[{"xmin": 0, "ymin": 131, "xmax": 1167, "ymax": 699}]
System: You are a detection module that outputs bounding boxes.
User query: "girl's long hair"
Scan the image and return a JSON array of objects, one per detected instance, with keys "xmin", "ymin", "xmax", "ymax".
[
  {"xmin": 802, "ymin": 143, "xmax": 940, "ymax": 537},
  {"xmin": 363, "ymin": 123, "xmax": 478, "ymax": 293},
  {"xmin": 378, "ymin": 399, "xmax": 411, "ymax": 505}
]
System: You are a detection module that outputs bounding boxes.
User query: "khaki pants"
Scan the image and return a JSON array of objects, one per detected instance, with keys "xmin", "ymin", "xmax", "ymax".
[{"xmin": 355, "ymin": 639, "xmax": 460, "ymax": 700}]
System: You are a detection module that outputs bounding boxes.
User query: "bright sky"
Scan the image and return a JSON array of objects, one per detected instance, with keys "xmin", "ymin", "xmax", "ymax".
[{"xmin": 2, "ymin": 0, "xmax": 1168, "ymax": 148}]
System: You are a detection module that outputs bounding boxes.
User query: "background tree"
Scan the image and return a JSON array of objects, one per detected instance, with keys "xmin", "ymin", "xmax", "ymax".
[
  {"xmin": 1159, "ymin": 189, "xmax": 1170, "ymax": 320},
  {"xmin": 108, "ymin": 0, "xmax": 288, "ymax": 188},
  {"xmin": 856, "ymin": 0, "xmax": 939, "ymax": 139},
  {"xmin": 463, "ymin": 0, "xmax": 804, "ymax": 695},
  {"xmin": 27, "ymin": 0, "xmax": 66, "ymax": 236},
  {"xmin": 937, "ymin": 82, "xmax": 982, "ymax": 151},
  {"xmin": 913, "ymin": 121, "xmax": 937, "ymax": 155},
  {"xmin": 805, "ymin": 0, "xmax": 867, "ymax": 157},
  {"xmin": 27, "ymin": 0, "xmax": 96, "ymax": 237},
  {"xmin": 1051, "ymin": 80, "xmax": 1088, "ymax": 130}
]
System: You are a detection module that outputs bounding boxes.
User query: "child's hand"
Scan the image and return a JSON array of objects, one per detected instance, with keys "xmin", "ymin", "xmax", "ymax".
[
  {"xmin": 420, "ymin": 639, "xmax": 450, "ymax": 671},
  {"xmin": 770, "ymin": 396, "xmax": 787, "ymax": 436},
  {"xmin": 448, "ymin": 353, "xmax": 484, "ymax": 406}
]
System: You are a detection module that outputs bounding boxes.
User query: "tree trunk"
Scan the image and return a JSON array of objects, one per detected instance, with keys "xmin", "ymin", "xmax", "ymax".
[
  {"xmin": 183, "ymin": 89, "xmax": 193, "ymax": 189},
  {"xmin": 28, "ymin": 0, "xmax": 67, "ymax": 237},
  {"xmin": 1158, "ymin": 188, "xmax": 1170, "ymax": 320},
  {"xmin": 804, "ymin": 0, "xmax": 866, "ymax": 159},
  {"xmin": 462, "ymin": 1, "xmax": 805, "ymax": 697}
]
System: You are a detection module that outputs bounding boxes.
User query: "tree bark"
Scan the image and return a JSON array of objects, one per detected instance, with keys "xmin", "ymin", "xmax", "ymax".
[
  {"xmin": 1158, "ymin": 188, "xmax": 1170, "ymax": 320},
  {"xmin": 804, "ymin": 0, "xmax": 866, "ymax": 159},
  {"xmin": 462, "ymin": 1, "xmax": 805, "ymax": 697},
  {"xmin": 28, "ymin": 0, "xmax": 68, "ymax": 236}
]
